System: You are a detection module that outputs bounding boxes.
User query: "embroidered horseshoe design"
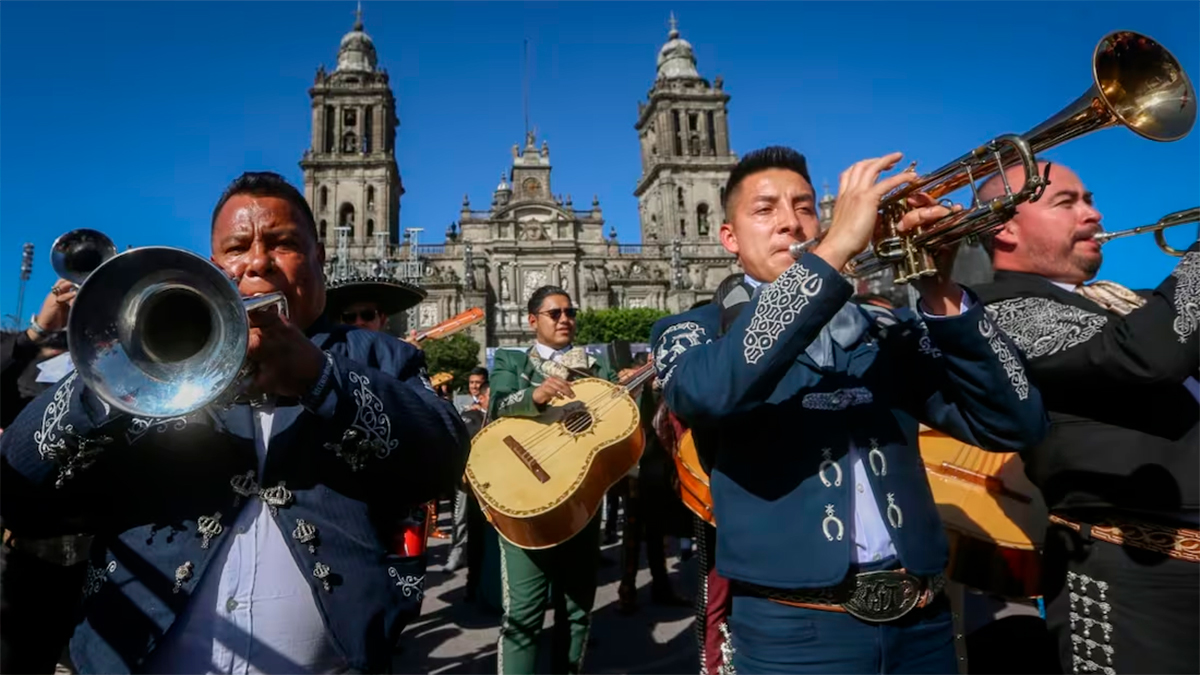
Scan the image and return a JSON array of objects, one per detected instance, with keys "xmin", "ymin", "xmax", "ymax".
[
  {"xmin": 868, "ymin": 440, "xmax": 887, "ymax": 477},
  {"xmin": 818, "ymin": 448, "xmax": 843, "ymax": 487},
  {"xmin": 886, "ymin": 493, "xmax": 903, "ymax": 528},
  {"xmin": 822, "ymin": 504, "xmax": 844, "ymax": 542}
]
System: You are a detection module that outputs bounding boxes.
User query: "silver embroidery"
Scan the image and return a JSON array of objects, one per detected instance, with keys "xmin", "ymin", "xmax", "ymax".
[
  {"xmin": 886, "ymin": 493, "xmax": 903, "ymax": 528},
  {"xmin": 82, "ymin": 560, "xmax": 116, "ymax": 598},
  {"xmin": 801, "ymin": 387, "xmax": 872, "ymax": 411},
  {"xmin": 818, "ymin": 448, "xmax": 842, "ymax": 488},
  {"xmin": 654, "ymin": 321, "xmax": 711, "ymax": 385},
  {"xmin": 35, "ymin": 371, "xmax": 78, "ymax": 460},
  {"xmin": 1171, "ymin": 251, "xmax": 1199, "ymax": 343},
  {"xmin": 986, "ymin": 297, "xmax": 1108, "ymax": 358},
  {"xmin": 868, "ymin": 439, "xmax": 887, "ymax": 477},
  {"xmin": 822, "ymin": 504, "xmax": 844, "ymax": 542},
  {"xmin": 498, "ymin": 389, "xmax": 526, "ymax": 410},
  {"xmin": 743, "ymin": 262, "xmax": 823, "ymax": 365},
  {"xmin": 917, "ymin": 328, "xmax": 943, "ymax": 359},
  {"xmin": 126, "ymin": 415, "xmax": 189, "ymax": 446},
  {"xmin": 1067, "ymin": 571, "xmax": 1115, "ymax": 673},
  {"xmin": 388, "ymin": 566, "xmax": 426, "ymax": 602},
  {"xmin": 717, "ymin": 621, "xmax": 737, "ymax": 675},
  {"xmin": 979, "ymin": 319, "xmax": 1030, "ymax": 401},
  {"xmin": 347, "ymin": 371, "xmax": 398, "ymax": 459}
]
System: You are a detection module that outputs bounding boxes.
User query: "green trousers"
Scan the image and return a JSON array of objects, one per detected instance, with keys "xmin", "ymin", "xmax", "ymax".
[{"xmin": 497, "ymin": 515, "xmax": 601, "ymax": 674}]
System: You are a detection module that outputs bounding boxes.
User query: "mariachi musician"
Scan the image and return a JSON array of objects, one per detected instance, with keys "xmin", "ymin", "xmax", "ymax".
[
  {"xmin": 975, "ymin": 160, "xmax": 1199, "ymax": 674},
  {"xmin": 0, "ymin": 172, "xmax": 468, "ymax": 673},
  {"xmin": 650, "ymin": 147, "xmax": 1049, "ymax": 674}
]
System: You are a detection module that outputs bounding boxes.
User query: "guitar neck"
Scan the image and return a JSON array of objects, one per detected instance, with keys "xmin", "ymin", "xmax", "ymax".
[
  {"xmin": 415, "ymin": 307, "xmax": 485, "ymax": 342},
  {"xmin": 620, "ymin": 362, "xmax": 657, "ymax": 392}
]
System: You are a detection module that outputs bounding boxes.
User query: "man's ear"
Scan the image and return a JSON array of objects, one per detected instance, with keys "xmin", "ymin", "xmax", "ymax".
[
  {"xmin": 719, "ymin": 221, "xmax": 739, "ymax": 256},
  {"xmin": 993, "ymin": 221, "xmax": 1019, "ymax": 248}
]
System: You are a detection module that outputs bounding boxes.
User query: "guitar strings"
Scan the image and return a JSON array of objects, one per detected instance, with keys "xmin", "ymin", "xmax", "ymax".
[{"xmin": 524, "ymin": 391, "xmax": 632, "ymax": 464}]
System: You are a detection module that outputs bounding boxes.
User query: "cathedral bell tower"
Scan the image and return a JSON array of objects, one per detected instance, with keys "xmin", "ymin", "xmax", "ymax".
[
  {"xmin": 634, "ymin": 13, "xmax": 737, "ymax": 247},
  {"xmin": 300, "ymin": 6, "xmax": 403, "ymax": 269}
]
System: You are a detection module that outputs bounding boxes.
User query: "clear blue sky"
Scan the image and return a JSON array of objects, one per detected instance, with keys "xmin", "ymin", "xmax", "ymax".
[{"xmin": 2, "ymin": 1, "xmax": 1198, "ymax": 325}]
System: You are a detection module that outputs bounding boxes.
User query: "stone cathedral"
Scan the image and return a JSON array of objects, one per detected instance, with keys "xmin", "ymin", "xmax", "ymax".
[{"xmin": 302, "ymin": 12, "xmax": 913, "ymax": 352}]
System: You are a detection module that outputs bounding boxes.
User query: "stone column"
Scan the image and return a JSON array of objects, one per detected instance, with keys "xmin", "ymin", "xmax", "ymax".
[{"xmin": 312, "ymin": 105, "xmax": 324, "ymax": 153}]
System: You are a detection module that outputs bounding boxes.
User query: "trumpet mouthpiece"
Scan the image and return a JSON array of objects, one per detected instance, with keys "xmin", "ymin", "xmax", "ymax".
[{"xmin": 790, "ymin": 240, "xmax": 817, "ymax": 259}]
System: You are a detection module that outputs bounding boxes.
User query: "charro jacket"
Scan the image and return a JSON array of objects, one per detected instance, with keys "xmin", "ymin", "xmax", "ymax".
[
  {"xmin": 649, "ymin": 252, "xmax": 1049, "ymax": 589},
  {"xmin": 0, "ymin": 319, "xmax": 469, "ymax": 674},
  {"xmin": 975, "ymin": 243, "xmax": 1200, "ymax": 523}
]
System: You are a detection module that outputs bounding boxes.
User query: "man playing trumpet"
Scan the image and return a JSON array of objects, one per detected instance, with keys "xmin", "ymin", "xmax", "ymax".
[
  {"xmin": 650, "ymin": 146, "xmax": 1048, "ymax": 673},
  {"xmin": 0, "ymin": 171, "xmax": 468, "ymax": 673},
  {"xmin": 975, "ymin": 160, "xmax": 1199, "ymax": 674}
]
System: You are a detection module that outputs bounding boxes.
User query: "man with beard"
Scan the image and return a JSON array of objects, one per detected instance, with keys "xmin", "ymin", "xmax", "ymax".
[
  {"xmin": 0, "ymin": 171, "xmax": 468, "ymax": 673},
  {"xmin": 975, "ymin": 160, "xmax": 1199, "ymax": 674}
]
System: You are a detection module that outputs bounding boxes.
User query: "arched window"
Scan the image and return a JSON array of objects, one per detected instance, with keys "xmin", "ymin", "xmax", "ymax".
[
  {"xmin": 342, "ymin": 131, "xmax": 358, "ymax": 153},
  {"xmin": 339, "ymin": 203, "xmax": 356, "ymax": 237},
  {"xmin": 319, "ymin": 220, "xmax": 327, "ymax": 240},
  {"xmin": 366, "ymin": 219, "xmax": 375, "ymax": 237},
  {"xmin": 697, "ymin": 203, "xmax": 710, "ymax": 236},
  {"xmin": 319, "ymin": 186, "xmax": 328, "ymax": 212},
  {"xmin": 677, "ymin": 187, "xmax": 685, "ymax": 209},
  {"xmin": 367, "ymin": 186, "xmax": 375, "ymax": 211}
]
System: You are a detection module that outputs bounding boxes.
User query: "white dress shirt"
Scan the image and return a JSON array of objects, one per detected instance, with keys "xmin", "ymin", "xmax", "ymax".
[{"xmin": 146, "ymin": 403, "xmax": 346, "ymax": 674}]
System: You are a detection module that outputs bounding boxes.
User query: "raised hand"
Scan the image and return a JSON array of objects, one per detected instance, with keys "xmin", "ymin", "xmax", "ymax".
[
  {"xmin": 246, "ymin": 308, "xmax": 327, "ymax": 398},
  {"xmin": 813, "ymin": 153, "xmax": 918, "ymax": 272}
]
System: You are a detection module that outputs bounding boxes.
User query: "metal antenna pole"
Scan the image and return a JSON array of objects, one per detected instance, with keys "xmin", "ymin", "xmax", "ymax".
[
  {"xmin": 16, "ymin": 243, "xmax": 34, "ymax": 326},
  {"xmin": 523, "ymin": 38, "xmax": 530, "ymax": 139}
]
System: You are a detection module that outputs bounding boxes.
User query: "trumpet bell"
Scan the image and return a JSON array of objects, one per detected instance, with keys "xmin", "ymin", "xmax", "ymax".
[
  {"xmin": 1091, "ymin": 31, "xmax": 1195, "ymax": 143},
  {"xmin": 51, "ymin": 229, "xmax": 117, "ymax": 286},
  {"xmin": 67, "ymin": 247, "xmax": 251, "ymax": 418}
]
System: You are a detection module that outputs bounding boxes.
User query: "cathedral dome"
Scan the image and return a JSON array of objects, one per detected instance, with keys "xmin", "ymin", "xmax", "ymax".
[
  {"xmin": 656, "ymin": 14, "xmax": 700, "ymax": 81},
  {"xmin": 336, "ymin": 15, "xmax": 378, "ymax": 73}
]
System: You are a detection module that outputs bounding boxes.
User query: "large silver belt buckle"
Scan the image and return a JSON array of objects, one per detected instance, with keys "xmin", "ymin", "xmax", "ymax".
[{"xmin": 841, "ymin": 570, "xmax": 922, "ymax": 622}]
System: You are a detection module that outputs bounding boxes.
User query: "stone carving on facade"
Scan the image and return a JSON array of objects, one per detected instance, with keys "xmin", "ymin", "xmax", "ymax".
[
  {"xmin": 418, "ymin": 303, "xmax": 438, "ymax": 328},
  {"xmin": 500, "ymin": 274, "xmax": 511, "ymax": 303},
  {"xmin": 523, "ymin": 269, "xmax": 548, "ymax": 296},
  {"xmin": 520, "ymin": 221, "xmax": 547, "ymax": 241}
]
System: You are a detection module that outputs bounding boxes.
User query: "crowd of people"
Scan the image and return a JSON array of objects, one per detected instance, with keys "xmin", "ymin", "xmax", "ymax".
[{"xmin": 0, "ymin": 140, "xmax": 1196, "ymax": 675}]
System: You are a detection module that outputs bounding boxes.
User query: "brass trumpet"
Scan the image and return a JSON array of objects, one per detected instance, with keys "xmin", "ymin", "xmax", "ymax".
[
  {"xmin": 794, "ymin": 31, "xmax": 1196, "ymax": 283},
  {"xmin": 66, "ymin": 243, "xmax": 286, "ymax": 418},
  {"xmin": 1094, "ymin": 207, "xmax": 1200, "ymax": 256}
]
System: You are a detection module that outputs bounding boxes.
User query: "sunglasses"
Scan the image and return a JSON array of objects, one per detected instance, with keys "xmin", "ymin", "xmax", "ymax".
[
  {"xmin": 538, "ymin": 307, "xmax": 578, "ymax": 322},
  {"xmin": 341, "ymin": 309, "xmax": 379, "ymax": 323}
]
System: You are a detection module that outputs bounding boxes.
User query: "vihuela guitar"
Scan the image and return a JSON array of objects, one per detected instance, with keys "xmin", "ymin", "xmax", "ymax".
[
  {"xmin": 671, "ymin": 429, "xmax": 715, "ymax": 527},
  {"xmin": 919, "ymin": 426, "xmax": 1047, "ymax": 599},
  {"xmin": 412, "ymin": 307, "xmax": 485, "ymax": 343},
  {"xmin": 466, "ymin": 362, "xmax": 657, "ymax": 549}
]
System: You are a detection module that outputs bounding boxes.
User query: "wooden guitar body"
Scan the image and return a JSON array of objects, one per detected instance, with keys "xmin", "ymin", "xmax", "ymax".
[
  {"xmin": 674, "ymin": 430, "xmax": 715, "ymax": 526},
  {"xmin": 466, "ymin": 378, "xmax": 645, "ymax": 550},
  {"xmin": 920, "ymin": 428, "xmax": 1047, "ymax": 599}
]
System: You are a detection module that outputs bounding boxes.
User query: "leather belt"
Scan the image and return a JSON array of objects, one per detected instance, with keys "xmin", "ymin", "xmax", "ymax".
[
  {"xmin": 1049, "ymin": 513, "xmax": 1200, "ymax": 563},
  {"xmin": 735, "ymin": 570, "xmax": 945, "ymax": 623}
]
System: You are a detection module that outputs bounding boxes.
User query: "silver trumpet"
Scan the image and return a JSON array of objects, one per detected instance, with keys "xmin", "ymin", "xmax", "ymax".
[
  {"xmin": 1093, "ymin": 206, "xmax": 1200, "ymax": 256},
  {"xmin": 51, "ymin": 229, "xmax": 118, "ymax": 286},
  {"xmin": 66, "ymin": 244, "xmax": 287, "ymax": 418}
]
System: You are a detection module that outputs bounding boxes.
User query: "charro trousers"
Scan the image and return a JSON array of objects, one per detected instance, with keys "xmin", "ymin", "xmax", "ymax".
[{"xmin": 497, "ymin": 515, "xmax": 601, "ymax": 675}]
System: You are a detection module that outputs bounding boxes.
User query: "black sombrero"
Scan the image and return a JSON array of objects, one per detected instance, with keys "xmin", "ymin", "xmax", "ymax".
[{"xmin": 325, "ymin": 275, "xmax": 428, "ymax": 318}]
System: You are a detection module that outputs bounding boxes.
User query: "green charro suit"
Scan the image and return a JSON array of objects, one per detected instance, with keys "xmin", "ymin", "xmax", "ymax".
[{"xmin": 488, "ymin": 346, "xmax": 616, "ymax": 675}]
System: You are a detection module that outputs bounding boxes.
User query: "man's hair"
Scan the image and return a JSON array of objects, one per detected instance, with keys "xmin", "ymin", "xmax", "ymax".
[
  {"xmin": 469, "ymin": 366, "xmax": 489, "ymax": 383},
  {"xmin": 211, "ymin": 171, "xmax": 318, "ymax": 239},
  {"xmin": 527, "ymin": 285, "xmax": 571, "ymax": 315},
  {"xmin": 722, "ymin": 146, "xmax": 813, "ymax": 215}
]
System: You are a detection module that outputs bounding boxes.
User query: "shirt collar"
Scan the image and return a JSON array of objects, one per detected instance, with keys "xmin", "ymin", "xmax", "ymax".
[
  {"xmin": 743, "ymin": 274, "xmax": 764, "ymax": 290},
  {"xmin": 534, "ymin": 341, "xmax": 573, "ymax": 361},
  {"xmin": 1049, "ymin": 280, "xmax": 1078, "ymax": 293}
]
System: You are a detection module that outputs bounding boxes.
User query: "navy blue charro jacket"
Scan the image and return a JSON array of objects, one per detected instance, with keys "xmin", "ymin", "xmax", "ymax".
[
  {"xmin": 0, "ymin": 320, "xmax": 469, "ymax": 674},
  {"xmin": 650, "ymin": 252, "xmax": 1049, "ymax": 589}
]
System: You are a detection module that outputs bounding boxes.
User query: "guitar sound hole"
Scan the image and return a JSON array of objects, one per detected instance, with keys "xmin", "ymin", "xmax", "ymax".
[{"xmin": 561, "ymin": 407, "xmax": 594, "ymax": 436}]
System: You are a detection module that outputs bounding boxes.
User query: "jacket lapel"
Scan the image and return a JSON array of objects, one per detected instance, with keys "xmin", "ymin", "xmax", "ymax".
[{"xmin": 214, "ymin": 403, "xmax": 255, "ymax": 442}]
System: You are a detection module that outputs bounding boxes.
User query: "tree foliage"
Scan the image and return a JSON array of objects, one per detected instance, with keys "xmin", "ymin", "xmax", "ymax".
[
  {"xmin": 575, "ymin": 307, "xmax": 670, "ymax": 344},
  {"xmin": 422, "ymin": 332, "xmax": 483, "ymax": 392}
]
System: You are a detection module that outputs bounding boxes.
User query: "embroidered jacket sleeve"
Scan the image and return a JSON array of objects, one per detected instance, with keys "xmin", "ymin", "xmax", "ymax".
[
  {"xmin": 488, "ymin": 350, "xmax": 541, "ymax": 419},
  {"xmin": 984, "ymin": 245, "xmax": 1200, "ymax": 389},
  {"xmin": 892, "ymin": 289, "xmax": 1049, "ymax": 452},
  {"xmin": 0, "ymin": 370, "xmax": 125, "ymax": 536},
  {"xmin": 302, "ymin": 330, "xmax": 469, "ymax": 504},
  {"xmin": 649, "ymin": 253, "xmax": 853, "ymax": 425}
]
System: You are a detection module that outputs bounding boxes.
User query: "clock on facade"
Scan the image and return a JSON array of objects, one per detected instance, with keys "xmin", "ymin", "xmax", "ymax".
[{"xmin": 523, "ymin": 178, "xmax": 541, "ymax": 197}]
